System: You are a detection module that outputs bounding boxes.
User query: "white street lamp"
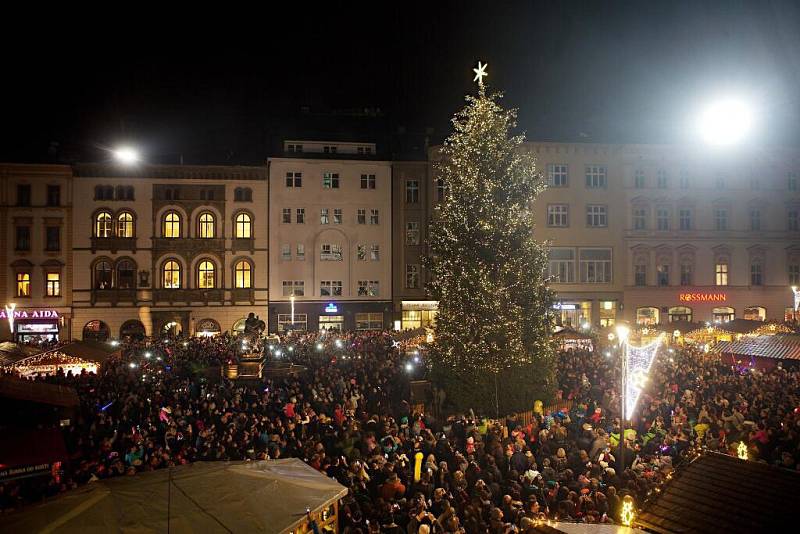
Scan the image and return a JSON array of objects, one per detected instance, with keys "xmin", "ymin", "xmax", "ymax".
[
  {"xmin": 112, "ymin": 146, "xmax": 141, "ymax": 165},
  {"xmin": 697, "ymin": 98, "xmax": 753, "ymax": 146}
]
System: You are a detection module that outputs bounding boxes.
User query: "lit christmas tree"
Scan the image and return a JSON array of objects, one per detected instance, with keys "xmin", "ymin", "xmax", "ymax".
[{"xmin": 426, "ymin": 62, "xmax": 555, "ymax": 415}]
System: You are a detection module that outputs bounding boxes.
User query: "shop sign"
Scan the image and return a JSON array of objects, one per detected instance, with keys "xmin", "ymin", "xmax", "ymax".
[
  {"xmin": 0, "ymin": 463, "xmax": 52, "ymax": 482},
  {"xmin": 552, "ymin": 303, "xmax": 577, "ymax": 310},
  {"xmin": 401, "ymin": 300, "xmax": 439, "ymax": 311},
  {"xmin": 0, "ymin": 309, "xmax": 59, "ymax": 319},
  {"xmin": 679, "ymin": 293, "xmax": 727, "ymax": 302},
  {"xmin": 324, "ymin": 303, "xmax": 338, "ymax": 313}
]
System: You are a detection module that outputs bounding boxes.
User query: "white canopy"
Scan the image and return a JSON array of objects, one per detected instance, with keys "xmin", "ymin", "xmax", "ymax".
[{"xmin": 4, "ymin": 459, "xmax": 346, "ymax": 533}]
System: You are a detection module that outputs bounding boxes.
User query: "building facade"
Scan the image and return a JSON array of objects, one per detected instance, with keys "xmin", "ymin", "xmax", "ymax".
[
  {"xmin": 0, "ymin": 164, "xmax": 73, "ymax": 342},
  {"xmin": 268, "ymin": 141, "xmax": 393, "ymax": 332},
  {"xmin": 71, "ymin": 164, "xmax": 268, "ymax": 341}
]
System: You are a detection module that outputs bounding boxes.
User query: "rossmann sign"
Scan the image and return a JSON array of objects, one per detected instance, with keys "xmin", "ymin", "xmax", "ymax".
[{"xmin": 679, "ymin": 293, "xmax": 727, "ymax": 302}]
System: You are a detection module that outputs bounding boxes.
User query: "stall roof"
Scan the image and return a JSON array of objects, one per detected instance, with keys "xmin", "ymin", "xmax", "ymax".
[
  {"xmin": 713, "ymin": 334, "xmax": 800, "ymax": 361},
  {"xmin": 554, "ymin": 328, "xmax": 593, "ymax": 340},
  {"xmin": 0, "ymin": 428, "xmax": 68, "ymax": 477},
  {"xmin": 3, "ymin": 458, "xmax": 347, "ymax": 534},
  {"xmin": 716, "ymin": 318, "xmax": 772, "ymax": 334},
  {"xmin": 654, "ymin": 321, "xmax": 701, "ymax": 335},
  {"xmin": 0, "ymin": 377, "xmax": 79, "ymax": 407},
  {"xmin": 29, "ymin": 340, "xmax": 120, "ymax": 365},
  {"xmin": 0, "ymin": 342, "xmax": 41, "ymax": 366},
  {"xmin": 636, "ymin": 452, "xmax": 800, "ymax": 534}
]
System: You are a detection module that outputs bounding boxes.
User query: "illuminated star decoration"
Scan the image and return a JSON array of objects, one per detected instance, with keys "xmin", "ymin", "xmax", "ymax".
[
  {"xmin": 473, "ymin": 60, "xmax": 488, "ymax": 86},
  {"xmin": 391, "ymin": 340, "xmax": 401, "ymax": 349},
  {"xmin": 624, "ymin": 334, "xmax": 664, "ymax": 419}
]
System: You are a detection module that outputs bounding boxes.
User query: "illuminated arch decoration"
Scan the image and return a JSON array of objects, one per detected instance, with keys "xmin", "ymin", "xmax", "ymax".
[
  {"xmin": 625, "ymin": 333, "xmax": 664, "ymax": 419},
  {"xmin": 620, "ymin": 495, "xmax": 636, "ymax": 527}
]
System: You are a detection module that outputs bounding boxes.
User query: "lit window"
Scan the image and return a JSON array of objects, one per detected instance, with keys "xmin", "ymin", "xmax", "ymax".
[
  {"xmin": 235, "ymin": 261, "xmax": 252, "ymax": 288},
  {"xmin": 46, "ymin": 272, "xmax": 60, "ymax": 296},
  {"xmin": 357, "ymin": 209, "xmax": 366, "ymax": 224},
  {"xmin": 117, "ymin": 212, "xmax": 134, "ymax": 238},
  {"xmin": 198, "ymin": 260, "xmax": 215, "ymax": 289},
  {"xmin": 333, "ymin": 209, "xmax": 342, "ymax": 224},
  {"xmin": 94, "ymin": 261, "xmax": 113, "ymax": 289},
  {"xmin": 199, "ymin": 213, "xmax": 215, "ymax": 238},
  {"xmin": 369, "ymin": 209, "xmax": 379, "ymax": 225},
  {"xmin": 95, "ymin": 212, "xmax": 113, "ymax": 238},
  {"xmin": 235, "ymin": 213, "xmax": 252, "ymax": 238},
  {"xmin": 715, "ymin": 262, "xmax": 729, "ymax": 286},
  {"xmin": 370, "ymin": 244, "xmax": 380, "ymax": 261},
  {"xmin": 320, "ymin": 208, "xmax": 329, "ymax": 225},
  {"xmin": 405, "ymin": 264, "xmax": 419, "ymax": 289},
  {"xmin": 163, "ymin": 260, "xmax": 181, "ymax": 289},
  {"xmin": 16, "ymin": 272, "xmax": 30, "ymax": 297},
  {"xmin": 164, "ymin": 212, "xmax": 181, "ymax": 238}
]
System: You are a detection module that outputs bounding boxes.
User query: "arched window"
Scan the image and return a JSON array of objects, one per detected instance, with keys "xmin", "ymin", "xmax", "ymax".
[
  {"xmin": 117, "ymin": 212, "xmax": 134, "ymax": 238},
  {"xmin": 95, "ymin": 212, "xmax": 112, "ymax": 238},
  {"xmin": 83, "ymin": 320, "xmax": 110, "ymax": 342},
  {"xmin": 234, "ymin": 260, "xmax": 252, "ymax": 288},
  {"xmin": 94, "ymin": 260, "xmax": 113, "ymax": 289},
  {"xmin": 198, "ymin": 260, "xmax": 215, "ymax": 289},
  {"xmin": 117, "ymin": 259, "xmax": 136, "ymax": 289},
  {"xmin": 636, "ymin": 307, "xmax": 660, "ymax": 326},
  {"xmin": 668, "ymin": 306, "xmax": 692, "ymax": 322},
  {"xmin": 163, "ymin": 211, "xmax": 181, "ymax": 238},
  {"xmin": 743, "ymin": 306, "xmax": 766, "ymax": 321},
  {"xmin": 162, "ymin": 260, "xmax": 181, "ymax": 289},
  {"xmin": 235, "ymin": 212, "xmax": 252, "ymax": 238},
  {"xmin": 199, "ymin": 212, "xmax": 215, "ymax": 238},
  {"xmin": 713, "ymin": 306, "xmax": 735, "ymax": 322}
]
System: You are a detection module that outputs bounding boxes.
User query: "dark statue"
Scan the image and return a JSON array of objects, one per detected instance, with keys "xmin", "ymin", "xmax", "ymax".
[{"xmin": 244, "ymin": 312, "xmax": 266, "ymax": 335}]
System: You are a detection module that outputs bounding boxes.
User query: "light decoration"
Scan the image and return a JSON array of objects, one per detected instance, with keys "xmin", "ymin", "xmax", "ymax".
[
  {"xmin": 620, "ymin": 495, "xmax": 636, "ymax": 527},
  {"xmin": 4, "ymin": 303, "xmax": 16, "ymax": 333},
  {"xmin": 624, "ymin": 333, "xmax": 664, "ymax": 419},
  {"xmin": 737, "ymin": 441, "xmax": 748, "ymax": 460},
  {"xmin": 472, "ymin": 60, "xmax": 488, "ymax": 85},
  {"xmin": 10, "ymin": 350, "xmax": 99, "ymax": 377}
]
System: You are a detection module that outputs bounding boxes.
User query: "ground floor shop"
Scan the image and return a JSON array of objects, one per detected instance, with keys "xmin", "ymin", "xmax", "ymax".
[
  {"xmin": 268, "ymin": 300, "xmax": 392, "ymax": 333},
  {"xmin": 624, "ymin": 286, "xmax": 796, "ymax": 325},
  {"xmin": 551, "ymin": 292, "xmax": 623, "ymax": 329},
  {"xmin": 0, "ymin": 307, "xmax": 72, "ymax": 343},
  {"xmin": 394, "ymin": 300, "xmax": 439, "ymax": 330}
]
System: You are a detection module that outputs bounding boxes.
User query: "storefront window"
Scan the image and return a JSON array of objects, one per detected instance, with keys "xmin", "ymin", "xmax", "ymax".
[
  {"xmin": 196, "ymin": 318, "xmax": 221, "ymax": 337},
  {"xmin": 636, "ymin": 307, "xmax": 660, "ymax": 326},
  {"xmin": 355, "ymin": 313, "xmax": 383, "ymax": 330},
  {"xmin": 401, "ymin": 302, "xmax": 438, "ymax": 329},
  {"xmin": 553, "ymin": 301, "xmax": 591, "ymax": 328},
  {"xmin": 318, "ymin": 315, "xmax": 343, "ymax": 332},
  {"xmin": 277, "ymin": 314, "xmax": 307, "ymax": 332},
  {"xmin": 743, "ymin": 307, "xmax": 766, "ymax": 321},
  {"xmin": 83, "ymin": 320, "xmax": 110, "ymax": 341},
  {"xmin": 668, "ymin": 306, "xmax": 692, "ymax": 322},
  {"xmin": 713, "ymin": 306, "xmax": 735, "ymax": 322},
  {"xmin": 599, "ymin": 301, "xmax": 617, "ymax": 327}
]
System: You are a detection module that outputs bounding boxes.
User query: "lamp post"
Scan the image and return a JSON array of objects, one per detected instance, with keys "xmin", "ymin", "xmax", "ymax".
[
  {"xmin": 616, "ymin": 324, "xmax": 630, "ymax": 472},
  {"xmin": 290, "ymin": 295, "xmax": 296, "ymax": 331}
]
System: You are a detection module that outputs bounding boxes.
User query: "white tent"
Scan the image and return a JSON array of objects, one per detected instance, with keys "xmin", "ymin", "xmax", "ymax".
[{"xmin": 4, "ymin": 459, "xmax": 347, "ymax": 534}]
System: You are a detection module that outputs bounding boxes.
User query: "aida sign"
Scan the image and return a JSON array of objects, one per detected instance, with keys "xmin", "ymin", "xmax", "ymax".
[
  {"xmin": 679, "ymin": 293, "xmax": 727, "ymax": 302},
  {"xmin": 0, "ymin": 309, "xmax": 59, "ymax": 319}
]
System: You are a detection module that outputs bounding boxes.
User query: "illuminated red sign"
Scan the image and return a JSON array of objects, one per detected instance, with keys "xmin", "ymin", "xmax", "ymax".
[{"xmin": 679, "ymin": 293, "xmax": 727, "ymax": 302}]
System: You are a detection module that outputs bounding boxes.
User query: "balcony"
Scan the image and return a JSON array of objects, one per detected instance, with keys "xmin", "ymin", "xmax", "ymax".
[
  {"xmin": 231, "ymin": 288, "xmax": 255, "ymax": 304},
  {"xmin": 152, "ymin": 238, "xmax": 225, "ymax": 257},
  {"xmin": 231, "ymin": 237, "xmax": 255, "ymax": 254},
  {"xmin": 153, "ymin": 288, "xmax": 225, "ymax": 304},
  {"xmin": 91, "ymin": 289, "xmax": 137, "ymax": 305},
  {"xmin": 91, "ymin": 237, "xmax": 138, "ymax": 253}
]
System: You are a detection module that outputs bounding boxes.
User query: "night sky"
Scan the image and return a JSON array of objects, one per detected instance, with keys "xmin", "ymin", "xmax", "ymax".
[{"xmin": 3, "ymin": 1, "xmax": 800, "ymax": 164}]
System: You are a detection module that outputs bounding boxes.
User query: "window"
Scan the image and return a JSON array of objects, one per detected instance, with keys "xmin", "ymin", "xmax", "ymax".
[
  {"xmin": 548, "ymin": 248, "xmax": 575, "ymax": 283},
  {"xmin": 548, "ymin": 164, "xmax": 568, "ymax": 187},
  {"xmin": 16, "ymin": 272, "xmax": 31, "ymax": 297},
  {"xmin": 16, "ymin": 184, "xmax": 31, "ymax": 206},
  {"xmin": 405, "ymin": 264, "xmax": 420, "ymax": 289},
  {"xmin": 320, "ymin": 208, "xmax": 329, "ymax": 225},
  {"xmin": 547, "ymin": 205, "xmax": 569, "ymax": 227},
  {"xmin": 95, "ymin": 212, "xmax": 113, "ymax": 238},
  {"xmin": 281, "ymin": 244, "xmax": 292, "ymax": 260},
  {"xmin": 637, "ymin": 307, "xmax": 660, "ymax": 326},
  {"xmin": 370, "ymin": 209, "xmax": 379, "ymax": 225},
  {"xmin": 789, "ymin": 264, "xmax": 800, "ymax": 285},
  {"xmin": 635, "ymin": 264, "xmax": 647, "ymax": 286},
  {"xmin": 406, "ymin": 221, "xmax": 420, "ymax": 245},
  {"xmin": 287, "ymin": 143, "xmax": 303, "ymax": 153},
  {"xmin": 669, "ymin": 306, "xmax": 692, "ymax": 322},
  {"xmin": 357, "ymin": 244, "xmax": 367, "ymax": 261},
  {"xmin": 234, "ymin": 187, "xmax": 252, "ymax": 202},
  {"xmin": 235, "ymin": 213, "xmax": 252, "ymax": 238},
  {"xmin": 743, "ymin": 307, "xmax": 766, "ymax": 321},
  {"xmin": 164, "ymin": 212, "xmax": 181, "ymax": 238},
  {"xmin": 715, "ymin": 262, "xmax": 729, "ymax": 286},
  {"xmin": 788, "ymin": 209, "xmax": 799, "ymax": 231},
  {"xmin": 714, "ymin": 208, "xmax": 728, "ymax": 231},
  {"xmin": 657, "ymin": 208, "xmax": 670, "ymax": 231},
  {"xmin": 45, "ymin": 226, "xmax": 60, "ymax": 251},
  {"xmin": 117, "ymin": 260, "xmax": 135, "ymax": 289},
  {"xmin": 586, "ymin": 205, "xmax": 607, "ymax": 227},
  {"xmin": 370, "ymin": 244, "xmax": 380, "ymax": 261},
  {"xmin": 357, "ymin": 209, "xmax": 366, "ymax": 224},
  {"xmin": 657, "ymin": 169, "xmax": 668, "ymax": 189},
  {"xmin": 320, "ymin": 244, "xmax": 342, "ymax": 261},
  {"xmin": 634, "ymin": 169, "xmax": 645, "ymax": 189},
  {"xmin": 323, "ymin": 172, "xmax": 340, "ymax": 189},
  {"xmin": 657, "ymin": 264, "xmax": 670, "ymax": 286},
  {"xmin": 234, "ymin": 261, "xmax": 252, "ymax": 288},
  {"xmin": 95, "ymin": 261, "xmax": 113, "ymax": 289},
  {"xmin": 320, "ymin": 280, "xmax": 343, "ymax": 297},
  {"xmin": 198, "ymin": 260, "xmax": 215, "ymax": 289},
  {"xmin": 282, "ymin": 280, "xmax": 305, "ymax": 297},
  {"xmin": 713, "ymin": 307, "xmax": 735, "ymax": 322},
  {"xmin": 680, "ymin": 261, "xmax": 693, "ymax": 286},
  {"xmin": 333, "ymin": 208, "xmax": 342, "ymax": 224},
  {"xmin": 199, "ymin": 213, "xmax": 215, "ymax": 238},
  {"xmin": 296, "ymin": 244, "xmax": 305, "ymax": 260},
  {"xmin": 679, "ymin": 208, "xmax": 692, "ymax": 231},
  {"xmin": 679, "ymin": 170, "xmax": 689, "ymax": 189},
  {"xmin": 323, "ymin": 145, "xmax": 337, "ymax": 154},
  {"xmin": 278, "ymin": 313, "xmax": 307, "ymax": 332},
  {"xmin": 406, "ymin": 180, "xmax": 419, "ymax": 203},
  {"xmin": 633, "ymin": 208, "xmax": 647, "ymax": 230},
  {"xmin": 750, "ymin": 261, "xmax": 763, "ymax": 286},
  {"xmin": 47, "ymin": 185, "xmax": 60, "ymax": 207},
  {"xmin": 16, "ymin": 226, "xmax": 30, "ymax": 251},
  {"xmin": 360, "ymin": 174, "xmax": 376, "ymax": 189},
  {"xmin": 286, "ymin": 172, "xmax": 302, "ymax": 188},
  {"xmin": 750, "ymin": 208, "xmax": 761, "ymax": 231},
  {"xmin": 46, "ymin": 272, "xmax": 61, "ymax": 297},
  {"xmin": 117, "ymin": 212, "xmax": 134, "ymax": 238},
  {"xmin": 296, "ymin": 208, "xmax": 305, "ymax": 224},
  {"xmin": 358, "ymin": 280, "xmax": 380, "ymax": 297},
  {"xmin": 436, "ymin": 177, "xmax": 446, "ymax": 201},
  {"xmin": 789, "ymin": 172, "xmax": 798, "ymax": 191},
  {"xmin": 162, "ymin": 260, "xmax": 181, "ymax": 289},
  {"xmin": 356, "ymin": 313, "xmax": 383, "ymax": 330},
  {"xmin": 282, "ymin": 208, "xmax": 292, "ymax": 224},
  {"xmin": 579, "ymin": 248, "xmax": 612, "ymax": 283},
  {"xmin": 585, "ymin": 165, "xmax": 607, "ymax": 188}
]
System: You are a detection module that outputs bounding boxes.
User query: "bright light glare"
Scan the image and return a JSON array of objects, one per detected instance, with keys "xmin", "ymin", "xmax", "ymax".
[
  {"xmin": 405, "ymin": 363, "xmax": 414, "ymax": 372},
  {"xmin": 698, "ymin": 99, "xmax": 752, "ymax": 146},
  {"xmin": 113, "ymin": 146, "xmax": 140, "ymax": 164},
  {"xmin": 316, "ymin": 343, "xmax": 323, "ymax": 351},
  {"xmin": 616, "ymin": 325, "xmax": 630, "ymax": 343}
]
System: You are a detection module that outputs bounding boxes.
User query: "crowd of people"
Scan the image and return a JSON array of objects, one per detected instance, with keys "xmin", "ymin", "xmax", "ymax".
[{"xmin": 1, "ymin": 328, "xmax": 799, "ymax": 533}]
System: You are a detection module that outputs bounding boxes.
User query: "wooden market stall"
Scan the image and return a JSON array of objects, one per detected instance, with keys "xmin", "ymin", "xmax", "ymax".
[
  {"xmin": 713, "ymin": 334, "xmax": 800, "ymax": 370},
  {"xmin": 4, "ymin": 341, "xmax": 120, "ymax": 377}
]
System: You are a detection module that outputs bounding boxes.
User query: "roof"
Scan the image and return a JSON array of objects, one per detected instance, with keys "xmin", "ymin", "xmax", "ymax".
[
  {"xmin": 654, "ymin": 321, "xmax": 701, "ymax": 335},
  {"xmin": 0, "ymin": 377, "xmax": 79, "ymax": 407},
  {"xmin": 636, "ymin": 452, "xmax": 800, "ymax": 534},
  {"xmin": 73, "ymin": 163, "xmax": 267, "ymax": 180},
  {"xmin": 555, "ymin": 328, "xmax": 594, "ymax": 340},
  {"xmin": 31, "ymin": 340, "xmax": 120, "ymax": 365},
  {"xmin": 0, "ymin": 342, "xmax": 40, "ymax": 366},
  {"xmin": 3, "ymin": 459, "xmax": 347, "ymax": 533},
  {"xmin": 0, "ymin": 428, "xmax": 68, "ymax": 476},
  {"xmin": 713, "ymin": 334, "xmax": 800, "ymax": 361}
]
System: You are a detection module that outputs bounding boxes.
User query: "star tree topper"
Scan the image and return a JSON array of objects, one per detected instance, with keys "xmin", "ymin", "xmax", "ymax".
[{"xmin": 473, "ymin": 60, "xmax": 488, "ymax": 87}]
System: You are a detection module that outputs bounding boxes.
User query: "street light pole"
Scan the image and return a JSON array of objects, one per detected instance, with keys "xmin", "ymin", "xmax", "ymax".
[
  {"xmin": 616, "ymin": 324, "xmax": 630, "ymax": 473},
  {"xmin": 290, "ymin": 295, "xmax": 296, "ymax": 331},
  {"xmin": 792, "ymin": 286, "xmax": 799, "ymax": 322}
]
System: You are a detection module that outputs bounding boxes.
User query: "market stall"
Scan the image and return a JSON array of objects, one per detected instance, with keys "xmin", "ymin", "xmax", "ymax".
[
  {"xmin": 713, "ymin": 334, "xmax": 800, "ymax": 370},
  {"xmin": 554, "ymin": 328, "xmax": 594, "ymax": 351},
  {"xmin": 5, "ymin": 341, "xmax": 119, "ymax": 377}
]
